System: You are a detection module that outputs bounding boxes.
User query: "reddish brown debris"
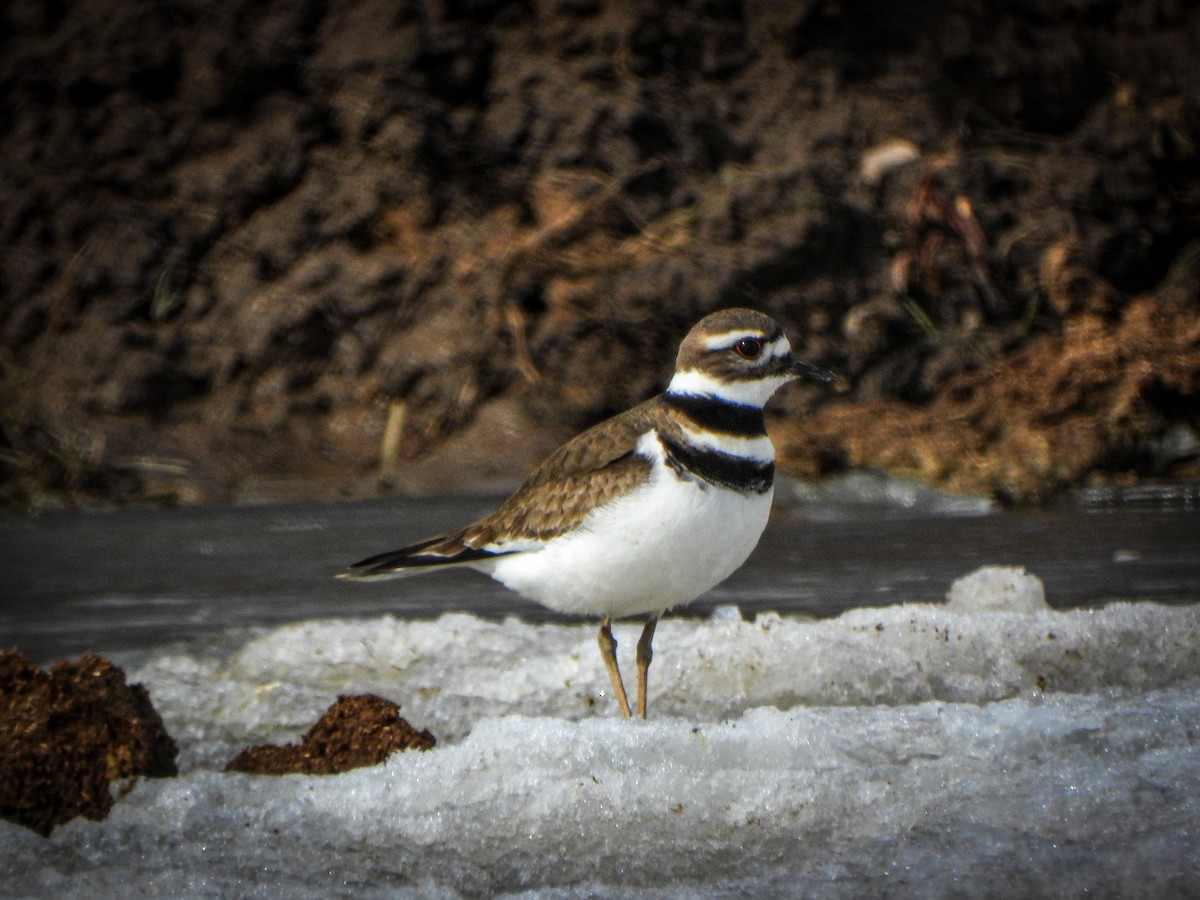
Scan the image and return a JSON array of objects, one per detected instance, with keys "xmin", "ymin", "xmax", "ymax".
[
  {"xmin": 225, "ymin": 694, "xmax": 436, "ymax": 776},
  {"xmin": 782, "ymin": 282, "xmax": 1200, "ymax": 502},
  {"xmin": 0, "ymin": 650, "xmax": 178, "ymax": 836}
]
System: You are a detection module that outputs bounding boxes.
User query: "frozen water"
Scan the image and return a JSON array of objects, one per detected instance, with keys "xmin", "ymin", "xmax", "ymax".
[
  {"xmin": 777, "ymin": 470, "xmax": 996, "ymax": 520},
  {"xmin": 944, "ymin": 564, "xmax": 1048, "ymax": 613},
  {"xmin": 3, "ymin": 566, "xmax": 1198, "ymax": 897}
]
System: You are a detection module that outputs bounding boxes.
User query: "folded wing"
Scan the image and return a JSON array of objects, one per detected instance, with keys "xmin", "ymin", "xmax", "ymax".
[{"xmin": 338, "ymin": 402, "xmax": 657, "ymax": 581}]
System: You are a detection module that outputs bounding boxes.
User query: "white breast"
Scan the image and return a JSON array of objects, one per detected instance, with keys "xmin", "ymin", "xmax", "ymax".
[{"xmin": 478, "ymin": 432, "xmax": 774, "ymax": 619}]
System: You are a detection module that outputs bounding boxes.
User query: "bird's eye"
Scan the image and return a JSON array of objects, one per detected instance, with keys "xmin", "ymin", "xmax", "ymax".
[{"xmin": 734, "ymin": 337, "xmax": 763, "ymax": 359}]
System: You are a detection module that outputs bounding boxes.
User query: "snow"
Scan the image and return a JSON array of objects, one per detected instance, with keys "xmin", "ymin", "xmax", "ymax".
[
  {"xmin": 944, "ymin": 564, "xmax": 1049, "ymax": 613},
  {"xmin": 3, "ymin": 566, "xmax": 1198, "ymax": 897}
]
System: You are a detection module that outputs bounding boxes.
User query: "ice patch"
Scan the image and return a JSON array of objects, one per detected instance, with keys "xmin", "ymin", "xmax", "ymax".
[
  {"xmin": 944, "ymin": 565, "xmax": 1049, "ymax": 613},
  {"xmin": 3, "ymin": 689, "xmax": 1197, "ymax": 897},
  {"xmin": 128, "ymin": 590, "xmax": 1199, "ymax": 763},
  {"xmin": 3, "ymin": 566, "xmax": 1199, "ymax": 897},
  {"xmin": 778, "ymin": 470, "xmax": 995, "ymax": 520}
]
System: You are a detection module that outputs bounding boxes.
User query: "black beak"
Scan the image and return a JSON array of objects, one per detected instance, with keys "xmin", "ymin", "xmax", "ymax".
[{"xmin": 789, "ymin": 357, "xmax": 840, "ymax": 385}]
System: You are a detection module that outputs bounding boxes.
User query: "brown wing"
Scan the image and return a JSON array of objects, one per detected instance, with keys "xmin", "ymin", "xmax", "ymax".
[
  {"xmin": 340, "ymin": 400, "xmax": 660, "ymax": 578},
  {"xmin": 461, "ymin": 400, "xmax": 658, "ymax": 547}
]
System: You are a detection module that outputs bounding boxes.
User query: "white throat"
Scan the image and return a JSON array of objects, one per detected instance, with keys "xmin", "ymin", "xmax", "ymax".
[{"xmin": 666, "ymin": 369, "xmax": 792, "ymax": 408}]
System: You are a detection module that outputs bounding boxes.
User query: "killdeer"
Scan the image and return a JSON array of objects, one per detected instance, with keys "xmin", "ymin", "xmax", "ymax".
[{"xmin": 340, "ymin": 308, "xmax": 837, "ymax": 718}]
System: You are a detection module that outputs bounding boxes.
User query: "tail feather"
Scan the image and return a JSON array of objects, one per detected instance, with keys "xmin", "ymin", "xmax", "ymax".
[{"xmin": 338, "ymin": 533, "xmax": 514, "ymax": 581}]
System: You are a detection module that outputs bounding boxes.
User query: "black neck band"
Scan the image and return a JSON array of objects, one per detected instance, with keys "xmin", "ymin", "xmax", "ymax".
[{"xmin": 663, "ymin": 392, "xmax": 766, "ymax": 437}]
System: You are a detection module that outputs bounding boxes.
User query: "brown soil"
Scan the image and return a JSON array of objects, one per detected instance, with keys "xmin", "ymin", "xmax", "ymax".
[
  {"xmin": 224, "ymin": 693, "xmax": 436, "ymax": 775},
  {"xmin": 0, "ymin": 650, "xmax": 178, "ymax": 836},
  {"xmin": 2, "ymin": 1, "xmax": 1198, "ymax": 507},
  {"xmin": 780, "ymin": 240, "xmax": 1200, "ymax": 501}
]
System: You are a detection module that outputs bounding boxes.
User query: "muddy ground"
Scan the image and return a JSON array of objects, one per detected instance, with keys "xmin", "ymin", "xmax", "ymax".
[{"xmin": 2, "ymin": 0, "xmax": 1198, "ymax": 508}]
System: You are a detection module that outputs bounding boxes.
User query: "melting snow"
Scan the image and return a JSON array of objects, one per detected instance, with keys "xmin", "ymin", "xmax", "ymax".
[{"xmin": 3, "ymin": 567, "xmax": 1198, "ymax": 897}]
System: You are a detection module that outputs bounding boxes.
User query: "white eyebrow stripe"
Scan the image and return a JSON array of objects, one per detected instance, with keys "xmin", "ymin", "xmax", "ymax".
[
  {"xmin": 766, "ymin": 336, "xmax": 792, "ymax": 358},
  {"xmin": 701, "ymin": 329, "xmax": 768, "ymax": 350},
  {"xmin": 701, "ymin": 331, "xmax": 793, "ymax": 360}
]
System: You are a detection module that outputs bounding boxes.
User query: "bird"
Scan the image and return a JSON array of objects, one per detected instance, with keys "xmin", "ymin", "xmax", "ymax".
[{"xmin": 339, "ymin": 308, "xmax": 838, "ymax": 718}]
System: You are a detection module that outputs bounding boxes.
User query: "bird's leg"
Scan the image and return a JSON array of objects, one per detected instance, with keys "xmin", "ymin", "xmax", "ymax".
[
  {"xmin": 598, "ymin": 617, "xmax": 632, "ymax": 718},
  {"xmin": 636, "ymin": 616, "xmax": 658, "ymax": 719}
]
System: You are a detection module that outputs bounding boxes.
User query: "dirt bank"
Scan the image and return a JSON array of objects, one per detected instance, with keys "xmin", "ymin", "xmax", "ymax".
[{"xmin": 2, "ymin": 0, "xmax": 1197, "ymax": 507}]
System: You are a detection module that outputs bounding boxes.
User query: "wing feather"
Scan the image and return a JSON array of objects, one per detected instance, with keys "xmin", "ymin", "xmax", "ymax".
[
  {"xmin": 464, "ymin": 401, "xmax": 656, "ymax": 546},
  {"xmin": 340, "ymin": 401, "xmax": 658, "ymax": 579}
]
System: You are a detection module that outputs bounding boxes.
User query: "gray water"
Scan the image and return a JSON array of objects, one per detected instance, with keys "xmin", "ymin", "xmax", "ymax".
[{"xmin": 3, "ymin": 480, "xmax": 1198, "ymax": 665}]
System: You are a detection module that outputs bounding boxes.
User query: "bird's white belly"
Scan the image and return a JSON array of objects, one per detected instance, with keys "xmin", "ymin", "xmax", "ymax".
[{"xmin": 479, "ymin": 472, "xmax": 773, "ymax": 619}]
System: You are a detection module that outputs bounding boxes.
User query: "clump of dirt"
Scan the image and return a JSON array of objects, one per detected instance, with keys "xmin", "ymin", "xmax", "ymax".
[
  {"xmin": 1, "ymin": 1, "xmax": 1197, "ymax": 507},
  {"xmin": 225, "ymin": 693, "xmax": 436, "ymax": 776},
  {"xmin": 0, "ymin": 650, "xmax": 178, "ymax": 836},
  {"xmin": 780, "ymin": 242, "xmax": 1200, "ymax": 501}
]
